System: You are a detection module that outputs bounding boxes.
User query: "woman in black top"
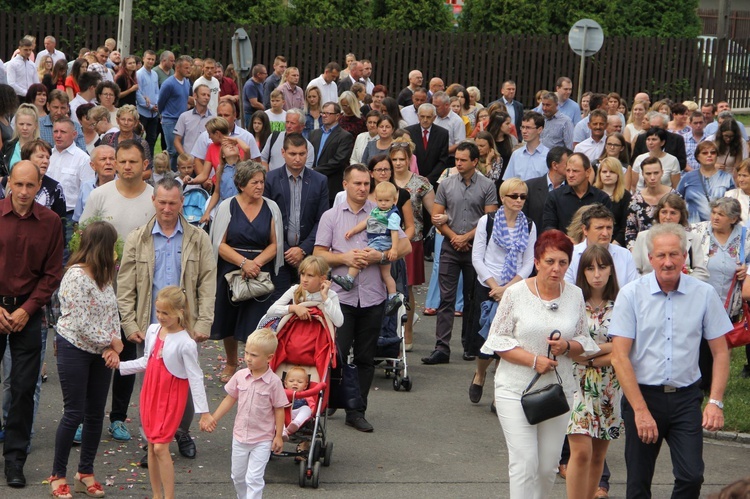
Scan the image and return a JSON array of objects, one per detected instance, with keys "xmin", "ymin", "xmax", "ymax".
[{"xmin": 115, "ymin": 56, "xmax": 139, "ymax": 107}]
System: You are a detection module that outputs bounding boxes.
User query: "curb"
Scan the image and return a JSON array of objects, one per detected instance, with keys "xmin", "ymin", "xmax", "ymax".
[{"xmin": 703, "ymin": 429, "xmax": 750, "ymax": 444}]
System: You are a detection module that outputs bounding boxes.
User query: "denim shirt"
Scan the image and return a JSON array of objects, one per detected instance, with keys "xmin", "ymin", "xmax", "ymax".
[{"xmin": 303, "ymin": 113, "xmax": 323, "ymax": 140}]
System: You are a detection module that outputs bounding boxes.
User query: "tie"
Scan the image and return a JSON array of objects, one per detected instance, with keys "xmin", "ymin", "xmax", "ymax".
[{"xmin": 423, "ymin": 129, "xmax": 429, "ymax": 150}]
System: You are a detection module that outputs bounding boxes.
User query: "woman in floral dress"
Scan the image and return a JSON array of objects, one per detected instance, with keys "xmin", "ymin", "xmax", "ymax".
[{"xmin": 566, "ymin": 245, "xmax": 623, "ymax": 499}]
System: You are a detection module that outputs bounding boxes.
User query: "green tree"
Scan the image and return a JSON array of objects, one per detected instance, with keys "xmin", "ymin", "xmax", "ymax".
[
  {"xmin": 372, "ymin": 0, "xmax": 454, "ymax": 32},
  {"xmin": 212, "ymin": 0, "xmax": 288, "ymax": 26},
  {"xmin": 287, "ymin": 0, "xmax": 370, "ymax": 29},
  {"xmin": 460, "ymin": 0, "xmax": 701, "ymax": 38}
]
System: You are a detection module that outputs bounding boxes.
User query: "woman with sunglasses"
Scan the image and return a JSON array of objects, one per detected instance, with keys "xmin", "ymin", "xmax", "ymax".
[
  {"xmin": 677, "ymin": 141, "xmax": 736, "ymax": 223},
  {"xmin": 469, "ymin": 178, "xmax": 536, "ymax": 410}
]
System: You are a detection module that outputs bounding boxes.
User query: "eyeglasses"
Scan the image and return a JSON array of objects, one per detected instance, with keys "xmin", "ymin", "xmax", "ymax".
[
  {"xmin": 389, "ymin": 142, "xmax": 410, "ymax": 150},
  {"xmin": 372, "ymin": 168, "xmax": 391, "ymax": 173},
  {"xmin": 505, "ymin": 193, "xmax": 527, "ymax": 200},
  {"xmin": 700, "ymin": 150, "xmax": 718, "ymax": 155},
  {"xmin": 606, "ymin": 142, "xmax": 623, "ymax": 148}
]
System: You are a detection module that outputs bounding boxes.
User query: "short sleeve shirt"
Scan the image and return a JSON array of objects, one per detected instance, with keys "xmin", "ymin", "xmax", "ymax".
[
  {"xmin": 434, "ymin": 171, "xmax": 498, "ymax": 234},
  {"xmin": 225, "ymin": 367, "xmax": 287, "ymax": 445}
]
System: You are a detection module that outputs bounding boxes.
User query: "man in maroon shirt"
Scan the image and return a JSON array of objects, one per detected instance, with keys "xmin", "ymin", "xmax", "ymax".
[
  {"xmin": 216, "ymin": 62, "xmax": 239, "ymax": 118},
  {"xmin": 0, "ymin": 161, "xmax": 63, "ymax": 488}
]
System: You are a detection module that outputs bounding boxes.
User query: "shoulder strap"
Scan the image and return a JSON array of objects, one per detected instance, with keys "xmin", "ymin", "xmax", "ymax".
[
  {"xmin": 269, "ymin": 131, "xmax": 281, "ymax": 151},
  {"xmin": 486, "ymin": 211, "xmax": 495, "ymax": 239}
]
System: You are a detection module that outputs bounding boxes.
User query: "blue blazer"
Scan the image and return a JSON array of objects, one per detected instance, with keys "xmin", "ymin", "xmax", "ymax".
[{"xmin": 263, "ymin": 167, "xmax": 330, "ymax": 255}]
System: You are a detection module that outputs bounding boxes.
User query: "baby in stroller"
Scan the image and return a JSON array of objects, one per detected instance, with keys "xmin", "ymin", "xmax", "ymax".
[{"xmin": 283, "ymin": 366, "xmax": 315, "ymax": 439}]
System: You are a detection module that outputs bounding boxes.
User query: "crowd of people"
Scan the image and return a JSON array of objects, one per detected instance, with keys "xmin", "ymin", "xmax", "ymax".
[{"xmin": 0, "ymin": 34, "xmax": 748, "ymax": 499}]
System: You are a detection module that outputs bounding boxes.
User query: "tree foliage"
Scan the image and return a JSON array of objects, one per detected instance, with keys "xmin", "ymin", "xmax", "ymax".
[
  {"xmin": 460, "ymin": 0, "xmax": 702, "ymax": 38},
  {"xmin": 371, "ymin": 0, "xmax": 454, "ymax": 32}
]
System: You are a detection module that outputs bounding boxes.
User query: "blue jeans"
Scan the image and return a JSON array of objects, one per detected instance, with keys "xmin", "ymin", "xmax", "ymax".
[
  {"xmin": 424, "ymin": 231, "xmax": 463, "ymax": 311},
  {"xmin": 161, "ymin": 118, "xmax": 178, "ymax": 171}
]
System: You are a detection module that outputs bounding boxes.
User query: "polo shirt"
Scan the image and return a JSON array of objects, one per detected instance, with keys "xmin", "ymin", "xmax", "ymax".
[
  {"xmin": 174, "ymin": 107, "xmax": 213, "ymax": 157},
  {"xmin": 558, "ymin": 98, "xmax": 581, "ymax": 125},
  {"xmin": 225, "ymin": 367, "xmax": 287, "ymax": 445},
  {"xmin": 434, "ymin": 171, "xmax": 498, "ymax": 235}
]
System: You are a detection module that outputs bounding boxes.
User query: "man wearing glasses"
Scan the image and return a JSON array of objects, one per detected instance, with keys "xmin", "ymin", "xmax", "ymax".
[{"xmin": 503, "ymin": 111, "xmax": 549, "ymax": 181}]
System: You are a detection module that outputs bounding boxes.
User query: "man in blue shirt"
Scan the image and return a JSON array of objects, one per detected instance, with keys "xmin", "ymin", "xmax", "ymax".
[
  {"xmin": 136, "ymin": 50, "xmax": 160, "ymax": 157},
  {"xmin": 554, "ymin": 77, "xmax": 581, "ymax": 125},
  {"xmin": 158, "ymin": 55, "xmax": 193, "ymax": 171},
  {"xmin": 242, "ymin": 64, "xmax": 267, "ymax": 127},
  {"xmin": 117, "ymin": 177, "xmax": 216, "ymax": 467},
  {"xmin": 610, "ymin": 223, "xmax": 730, "ymax": 499}
]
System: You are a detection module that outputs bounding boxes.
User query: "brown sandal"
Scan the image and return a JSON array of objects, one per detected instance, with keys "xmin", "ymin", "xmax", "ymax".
[
  {"xmin": 219, "ymin": 364, "xmax": 237, "ymax": 383},
  {"xmin": 74, "ymin": 473, "xmax": 104, "ymax": 498},
  {"xmin": 295, "ymin": 440, "xmax": 311, "ymax": 462},
  {"xmin": 48, "ymin": 475, "xmax": 72, "ymax": 499}
]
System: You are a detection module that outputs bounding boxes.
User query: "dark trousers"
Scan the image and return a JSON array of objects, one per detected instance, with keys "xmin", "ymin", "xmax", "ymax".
[
  {"xmin": 139, "ymin": 114, "xmax": 160, "ymax": 158},
  {"xmin": 0, "ymin": 308, "xmax": 42, "ymax": 466},
  {"xmin": 110, "ymin": 330, "xmax": 137, "ymax": 423},
  {"xmin": 435, "ymin": 239, "xmax": 476, "ymax": 355},
  {"xmin": 622, "ymin": 383, "xmax": 704, "ymax": 499},
  {"xmin": 336, "ymin": 302, "xmax": 384, "ymax": 417},
  {"xmin": 53, "ymin": 335, "xmax": 113, "ymax": 477}
]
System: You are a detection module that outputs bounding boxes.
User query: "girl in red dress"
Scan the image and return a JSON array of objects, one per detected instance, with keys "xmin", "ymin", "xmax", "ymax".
[{"xmin": 118, "ymin": 287, "xmax": 211, "ymax": 499}]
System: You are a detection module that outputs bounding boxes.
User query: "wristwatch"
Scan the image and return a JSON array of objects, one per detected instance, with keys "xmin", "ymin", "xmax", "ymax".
[{"xmin": 708, "ymin": 398, "xmax": 724, "ymax": 410}]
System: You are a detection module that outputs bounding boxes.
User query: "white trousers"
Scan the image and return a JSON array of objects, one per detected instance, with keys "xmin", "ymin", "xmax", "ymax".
[
  {"xmin": 231, "ymin": 438, "xmax": 272, "ymax": 499},
  {"xmin": 290, "ymin": 405, "xmax": 312, "ymax": 428},
  {"xmin": 495, "ymin": 389, "xmax": 569, "ymax": 499}
]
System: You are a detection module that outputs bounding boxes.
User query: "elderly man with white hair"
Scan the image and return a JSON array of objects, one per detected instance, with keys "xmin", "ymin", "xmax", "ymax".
[{"xmin": 397, "ymin": 69, "xmax": 423, "ymax": 107}]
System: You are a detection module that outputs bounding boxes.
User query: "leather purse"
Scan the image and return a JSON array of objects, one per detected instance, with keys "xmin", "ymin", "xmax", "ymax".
[
  {"xmin": 724, "ymin": 277, "xmax": 750, "ymax": 349},
  {"xmin": 520, "ymin": 331, "xmax": 570, "ymax": 425},
  {"xmin": 225, "ymin": 270, "xmax": 275, "ymax": 303}
]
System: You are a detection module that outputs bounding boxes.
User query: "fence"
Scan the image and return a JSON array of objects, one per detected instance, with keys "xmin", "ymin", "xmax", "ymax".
[
  {"xmin": 2, "ymin": 11, "xmax": 750, "ymax": 109},
  {"xmin": 699, "ymin": 9, "xmax": 750, "ymax": 39}
]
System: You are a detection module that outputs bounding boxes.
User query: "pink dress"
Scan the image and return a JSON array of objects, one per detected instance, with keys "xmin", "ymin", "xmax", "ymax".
[{"xmin": 140, "ymin": 335, "xmax": 189, "ymax": 443}]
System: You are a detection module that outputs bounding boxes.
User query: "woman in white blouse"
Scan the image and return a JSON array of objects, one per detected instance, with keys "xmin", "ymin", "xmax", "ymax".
[
  {"xmin": 50, "ymin": 221, "xmax": 123, "ymax": 499},
  {"xmin": 468, "ymin": 178, "xmax": 536, "ymax": 408},
  {"xmin": 481, "ymin": 229, "xmax": 599, "ymax": 499},
  {"xmin": 725, "ymin": 158, "xmax": 750, "ymax": 226}
]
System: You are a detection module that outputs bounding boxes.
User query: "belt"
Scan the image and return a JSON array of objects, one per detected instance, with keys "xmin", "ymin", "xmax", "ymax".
[
  {"xmin": 638, "ymin": 380, "xmax": 701, "ymax": 393},
  {"xmin": 0, "ymin": 294, "xmax": 30, "ymax": 307}
]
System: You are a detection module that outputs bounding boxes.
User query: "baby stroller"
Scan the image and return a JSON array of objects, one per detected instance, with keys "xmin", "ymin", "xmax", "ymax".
[
  {"xmin": 182, "ymin": 187, "xmax": 210, "ymax": 226},
  {"xmin": 268, "ymin": 303, "xmax": 337, "ymax": 489},
  {"xmin": 374, "ymin": 292, "xmax": 412, "ymax": 391}
]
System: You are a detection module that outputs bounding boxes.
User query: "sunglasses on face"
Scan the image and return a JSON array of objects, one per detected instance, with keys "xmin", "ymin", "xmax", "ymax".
[{"xmin": 505, "ymin": 193, "xmax": 527, "ymax": 200}]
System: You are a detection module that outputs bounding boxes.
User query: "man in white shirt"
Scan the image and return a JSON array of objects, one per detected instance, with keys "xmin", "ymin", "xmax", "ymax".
[
  {"xmin": 432, "ymin": 91, "xmax": 466, "ymax": 156},
  {"xmin": 361, "ymin": 59, "xmax": 374, "ymax": 94},
  {"xmin": 69, "ymin": 72, "xmax": 102, "ymax": 124},
  {"xmin": 306, "ymin": 62, "xmax": 341, "ymax": 105},
  {"xmin": 574, "ymin": 109, "xmax": 607, "ymax": 163},
  {"xmin": 192, "ymin": 58, "xmax": 220, "ymax": 115},
  {"xmin": 6, "ymin": 38, "xmax": 38, "ymax": 97},
  {"xmin": 564, "ymin": 204, "xmax": 638, "ymax": 287},
  {"xmin": 261, "ymin": 109, "xmax": 314, "ymax": 171},
  {"xmin": 35, "ymin": 36, "xmax": 66, "ymax": 68},
  {"xmin": 400, "ymin": 88, "xmax": 427, "ymax": 127}
]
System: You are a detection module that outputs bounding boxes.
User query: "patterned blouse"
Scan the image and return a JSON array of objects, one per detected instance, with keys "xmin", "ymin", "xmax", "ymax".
[
  {"xmin": 625, "ymin": 189, "xmax": 678, "ymax": 250},
  {"xmin": 56, "ymin": 266, "xmax": 120, "ymax": 355},
  {"xmin": 401, "ymin": 173, "xmax": 433, "ymax": 242}
]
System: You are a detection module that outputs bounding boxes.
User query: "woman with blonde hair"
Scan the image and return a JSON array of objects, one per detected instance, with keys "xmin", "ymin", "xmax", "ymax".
[
  {"xmin": 3, "ymin": 104, "xmax": 40, "ymax": 171},
  {"xmin": 624, "ymin": 100, "xmax": 648, "ymax": 149},
  {"xmin": 594, "ymin": 157, "xmax": 632, "ymax": 246},
  {"xmin": 303, "ymin": 86, "xmax": 323, "ymax": 139},
  {"xmin": 101, "ymin": 105, "xmax": 152, "ymax": 166},
  {"xmin": 338, "ymin": 90, "xmax": 366, "ymax": 137},
  {"xmin": 37, "ymin": 55, "xmax": 53, "ymax": 84}
]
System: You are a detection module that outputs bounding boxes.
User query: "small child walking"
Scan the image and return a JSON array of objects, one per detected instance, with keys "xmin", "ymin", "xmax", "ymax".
[
  {"xmin": 332, "ymin": 181, "xmax": 403, "ymax": 314},
  {"xmin": 118, "ymin": 286, "xmax": 211, "ymax": 499},
  {"xmin": 266, "ymin": 255, "xmax": 344, "ymax": 328},
  {"xmin": 201, "ymin": 328, "xmax": 287, "ymax": 499}
]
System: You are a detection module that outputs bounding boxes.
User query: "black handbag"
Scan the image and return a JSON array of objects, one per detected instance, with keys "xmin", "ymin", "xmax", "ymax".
[
  {"xmin": 328, "ymin": 351, "xmax": 364, "ymax": 410},
  {"xmin": 520, "ymin": 330, "xmax": 570, "ymax": 425}
]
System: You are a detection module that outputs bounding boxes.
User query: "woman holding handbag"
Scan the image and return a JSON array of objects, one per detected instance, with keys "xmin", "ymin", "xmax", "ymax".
[
  {"xmin": 692, "ymin": 197, "xmax": 749, "ymax": 391},
  {"xmin": 481, "ymin": 230, "xmax": 599, "ymax": 499},
  {"xmin": 566, "ymin": 245, "xmax": 623, "ymax": 499},
  {"xmin": 209, "ymin": 161, "xmax": 283, "ymax": 383}
]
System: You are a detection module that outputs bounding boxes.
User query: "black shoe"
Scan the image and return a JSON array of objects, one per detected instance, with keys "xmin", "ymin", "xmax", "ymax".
[
  {"xmin": 139, "ymin": 452, "xmax": 148, "ymax": 468},
  {"xmin": 5, "ymin": 464, "xmax": 26, "ymax": 488},
  {"xmin": 490, "ymin": 401, "xmax": 497, "ymax": 414},
  {"xmin": 175, "ymin": 431, "xmax": 196, "ymax": 459},
  {"xmin": 332, "ymin": 275, "xmax": 354, "ymax": 291},
  {"xmin": 741, "ymin": 365, "xmax": 750, "ymax": 379},
  {"xmin": 421, "ymin": 350, "xmax": 450, "ymax": 365},
  {"xmin": 345, "ymin": 416, "xmax": 374, "ymax": 432},
  {"xmin": 385, "ymin": 294, "xmax": 403, "ymax": 316},
  {"xmin": 462, "ymin": 351, "xmax": 477, "ymax": 361},
  {"xmin": 469, "ymin": 375, "xmax": 484, "ymax": 404},
  {"xmin": 327, "ymin": 407, "xmax": 337, "ymax": 417}
]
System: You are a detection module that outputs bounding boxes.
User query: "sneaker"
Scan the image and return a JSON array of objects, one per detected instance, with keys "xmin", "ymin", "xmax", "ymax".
[
  {"xmin": 73, "ymin": 424, "xmax": 83, "ymax": 445},
  {"xmin": 108, "ymin": 421, "xmax": 131, "ymax": 442},
  {"xmin": 385, "ymin": 294, "xmax": 402, "ymax": 316},
  {"xmin": 332, "ymin": 274, "xmax": 355, "ymax": 291}
]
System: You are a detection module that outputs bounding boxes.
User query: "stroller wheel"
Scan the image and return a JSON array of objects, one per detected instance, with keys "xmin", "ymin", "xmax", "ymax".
[
  {"xmin": 322, "ymin": 441, "xmax": 334, "ymax": 467},
  {"xmin": 393, "ymin": 377, "xmax": 402, "ymax": 391},
  {"xmin": 298, "ymin": 460, "xmax": 308, "ymax": 488},
  {"xmin": 402, "ymin": 376, "xmax": 413, "ymax": 392},
  {"xmin": 313, "ymin": 438, "xmax": 323, "ymax": 462},
  {"xmin": 311, "ymin": 461, "xmax": 321, "ymax": 489}
]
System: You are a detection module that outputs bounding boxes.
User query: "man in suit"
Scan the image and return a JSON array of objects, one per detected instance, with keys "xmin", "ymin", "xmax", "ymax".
[
  {"xmin": 632, "ymin": 111, "xmax": 687, "ymax": 170},
  {"xmin": 338, "ymin": 61, "xmax": 363, "ymax": 95},
  {"xmin": 523, "ymin": 146, "xmax": 570, "ymax": 233},
  {"xmin": 405, "ymin": 103, "xmax": 449, "ymax": 187},
  {"xmin": 491, "ymin": 80, "xmax": 524, "ymax": 131},
  {"xmin": 264, "ymin": 132, "xmax": 330, "ymax": 290},
  {"xmin": 309, "ymin": 101, "xmax": 354, "ymax": 206}
]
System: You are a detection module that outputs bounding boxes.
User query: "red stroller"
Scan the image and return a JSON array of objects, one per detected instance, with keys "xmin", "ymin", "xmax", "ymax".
[{"xmin": 269, "ymin": 303, "xmax": 336, "ymax": 489}]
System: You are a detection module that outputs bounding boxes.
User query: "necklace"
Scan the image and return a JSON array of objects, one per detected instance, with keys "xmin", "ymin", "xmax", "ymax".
[
  {"xmin": 534, "ymin": 279, "xmax": 562, "ymax": 312},
  {"xmin": 587, "ymin": 299, "xmax": 606, "ymax": 311}
]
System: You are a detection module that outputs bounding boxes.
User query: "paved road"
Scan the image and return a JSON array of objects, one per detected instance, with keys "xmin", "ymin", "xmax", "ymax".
[{"xmin": 5, "ymin": 283, "xmax": 750, "ymax": 498}]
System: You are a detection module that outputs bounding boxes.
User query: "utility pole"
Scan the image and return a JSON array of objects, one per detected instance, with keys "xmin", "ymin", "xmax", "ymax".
[
  {"xmin": 717, "ymin": 0, "xmax": 731, "ymax": 39},
  {"xmin": 118, "ymin": 0, "xmax": 132, "ymax": 55}
]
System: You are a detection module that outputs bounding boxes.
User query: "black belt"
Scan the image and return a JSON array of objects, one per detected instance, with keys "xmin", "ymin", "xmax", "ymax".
[
  {"xmin": 639, "ymin": 380, "xmax": 701, "ymax": 393},
  {"xmin": 0, "ymin": 294, "xmax": 30, "ymax": 307}
]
